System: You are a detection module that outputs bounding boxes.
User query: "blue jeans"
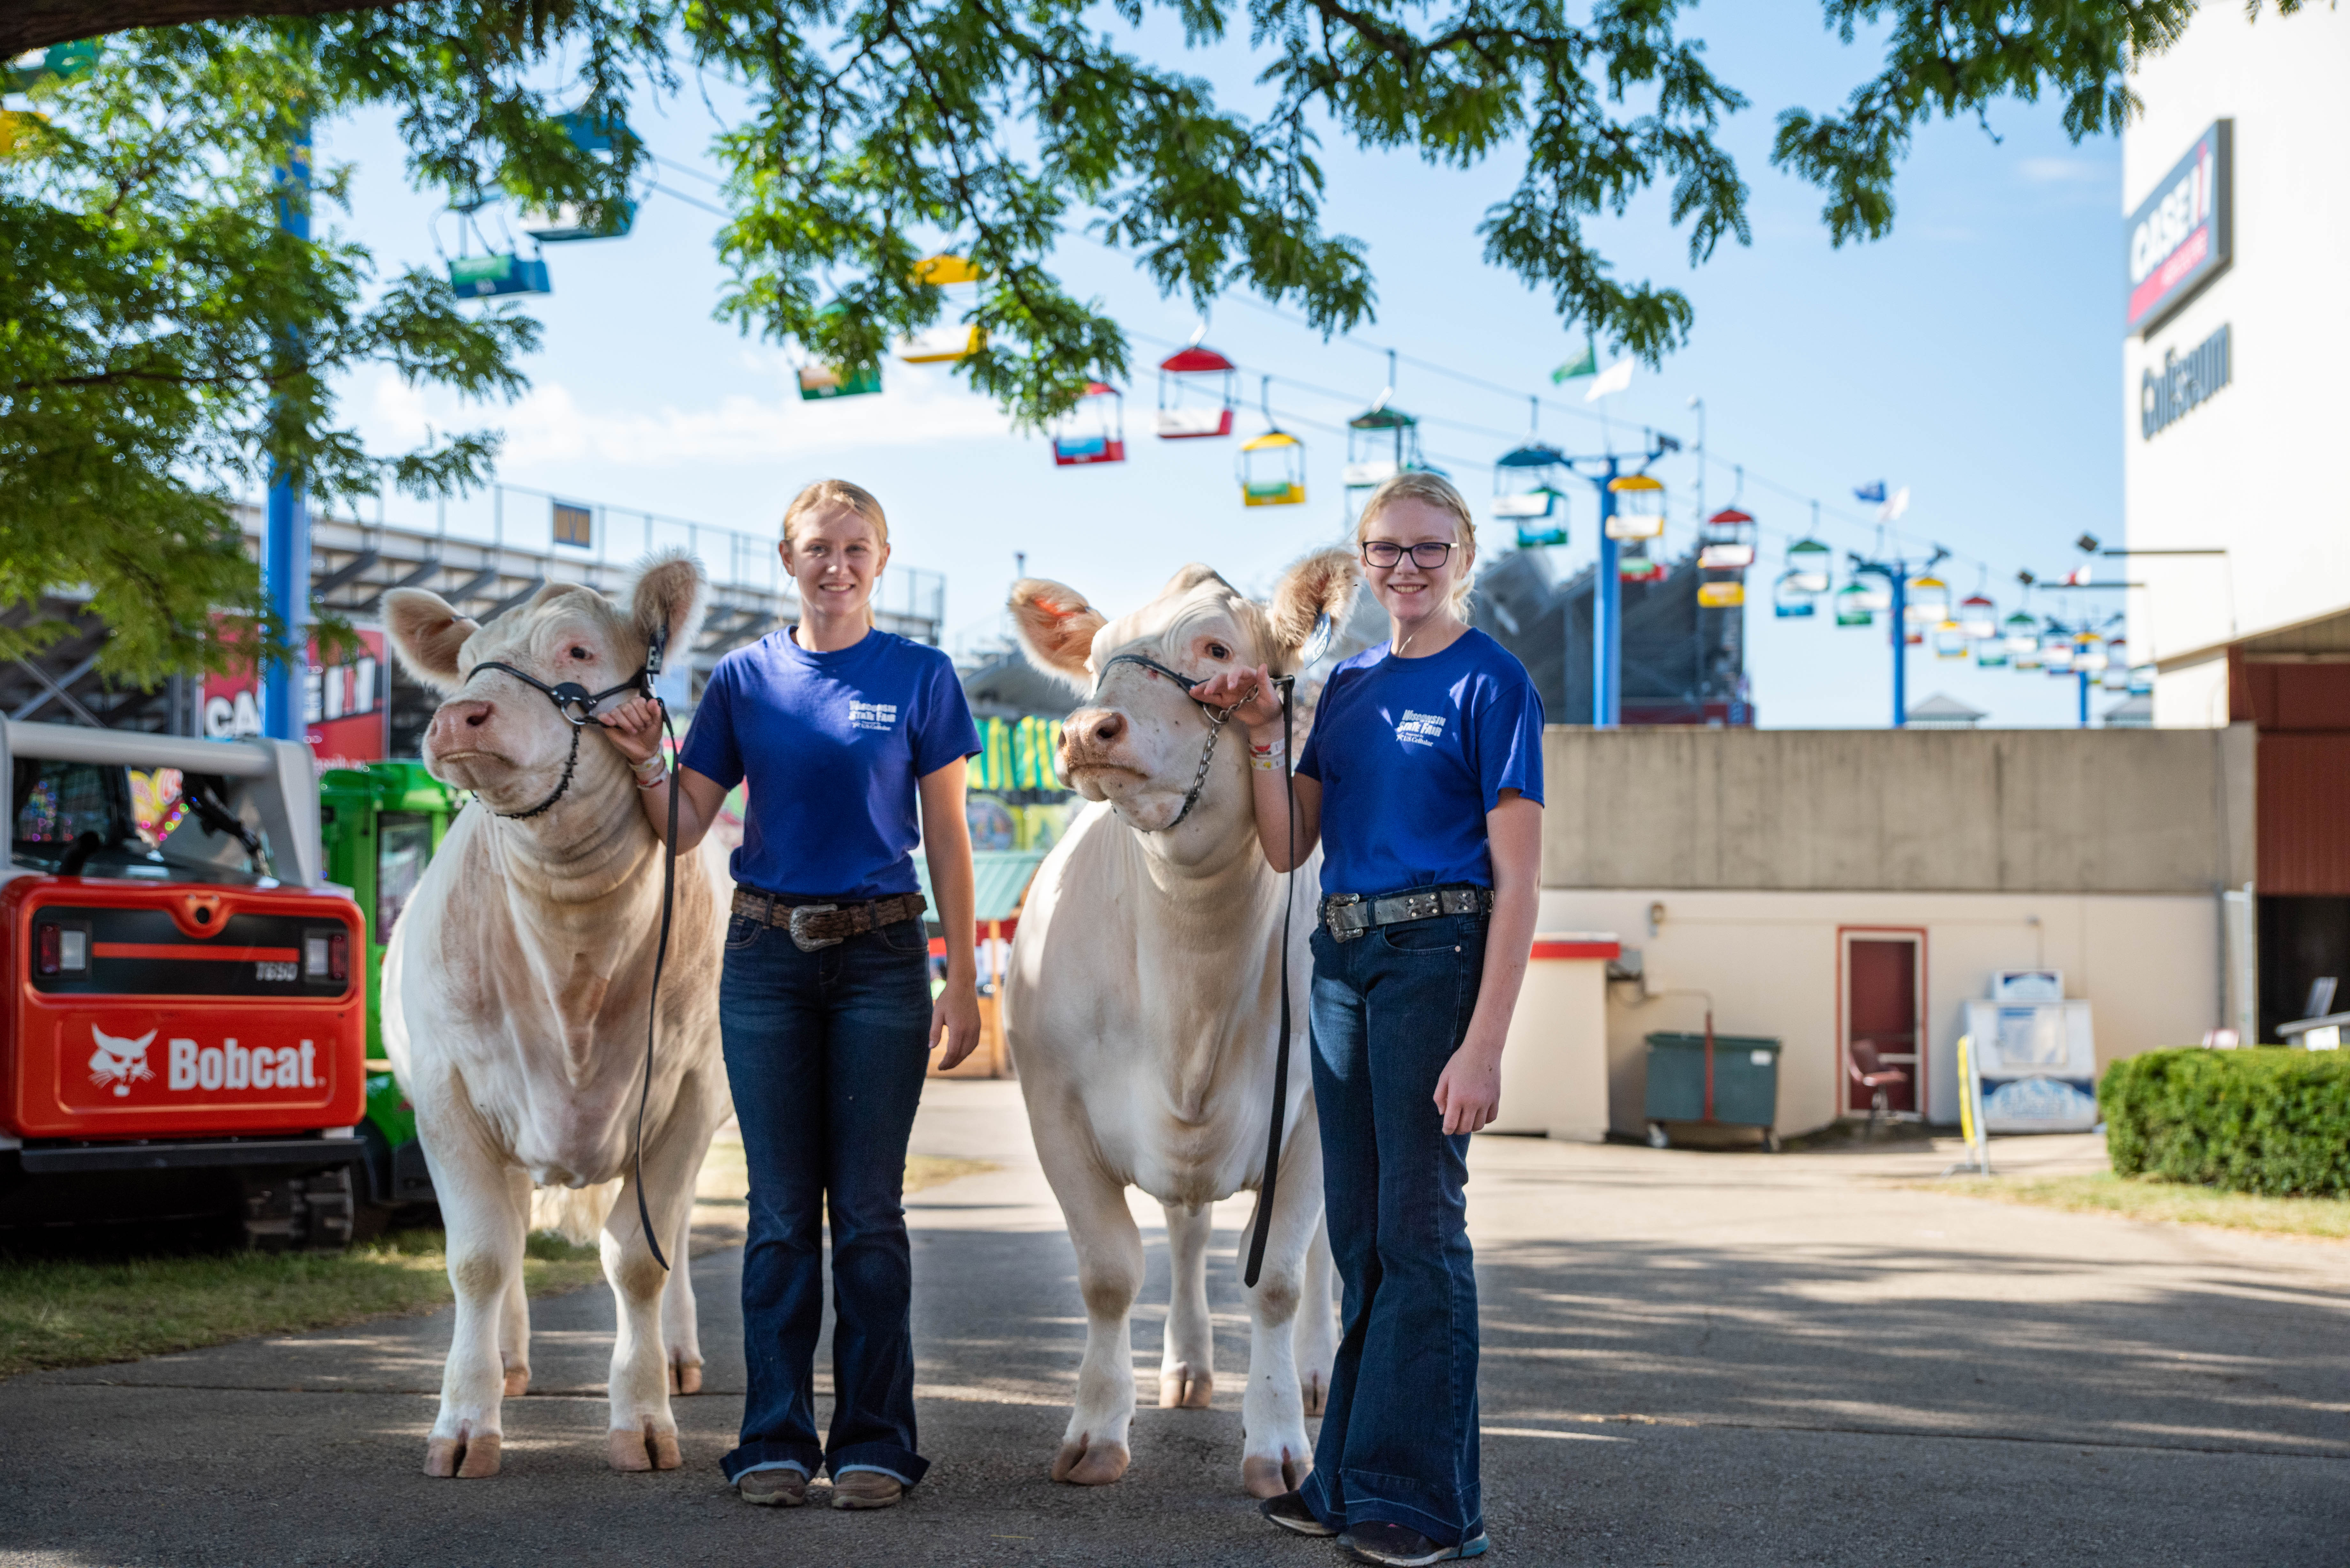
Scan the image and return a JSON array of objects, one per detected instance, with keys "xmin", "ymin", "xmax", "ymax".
[
  {"xmin": 717, "ymin": 898, "xmax": 934, "ymax": 1488},
  {"xmin": 1300, "ymin": 910, "xmax": 1485, "ymax": 1546}
]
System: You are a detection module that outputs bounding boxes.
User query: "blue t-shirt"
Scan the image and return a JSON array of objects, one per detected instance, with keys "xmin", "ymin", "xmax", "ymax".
[
  {"xmin": 1296, "ymin": 628, "xmax": 1545, "ymax": 898},
  {"xmin": 680, "ymin": 627, "xmax": 981, "ymax": 900}
]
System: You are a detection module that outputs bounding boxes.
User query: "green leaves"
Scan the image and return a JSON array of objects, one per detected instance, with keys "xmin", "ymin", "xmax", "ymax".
[{"xmin": 0, "ymin": 25, "xmax": 530, "ymax": 682}]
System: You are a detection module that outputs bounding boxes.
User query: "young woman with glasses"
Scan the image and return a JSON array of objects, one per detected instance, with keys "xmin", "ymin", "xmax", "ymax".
[
  {"xmin": 1194, "ymin": 470, "xmax": 1544, "ymax": 1566},
  {"xmin": 598, "ymin": 479, "xmax": 982, "ymax": 1512}
]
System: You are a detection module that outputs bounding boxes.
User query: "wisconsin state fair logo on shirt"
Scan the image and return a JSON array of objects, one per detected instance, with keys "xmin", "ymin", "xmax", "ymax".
[
  {"xmin": 1395, "ymin": 709, "xmax": 1447, "ymax": 747},
  {"xmin": 847, "ymin": 699, "xmax": 899, "ymax": 733}
]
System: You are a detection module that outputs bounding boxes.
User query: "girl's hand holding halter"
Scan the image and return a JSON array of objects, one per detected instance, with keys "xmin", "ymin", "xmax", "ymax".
[{"xmin": 1187, "ymin": 666, "xmax": 1282, "ymax": 732}]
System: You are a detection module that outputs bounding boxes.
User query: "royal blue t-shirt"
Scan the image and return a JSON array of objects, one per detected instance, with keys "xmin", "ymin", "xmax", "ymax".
[
  {"xmin": 680, "ymin": 627, "xmax": 981, "ymax": 900},
  {"xmin": 1296, "ymin": 628, "xmax": 1545, "ymax": 898}
]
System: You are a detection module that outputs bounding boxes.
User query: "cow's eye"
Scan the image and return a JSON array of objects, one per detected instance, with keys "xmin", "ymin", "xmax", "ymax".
[
  {"xmin": 568, "ymin": 645, "xmax": 591, "ymax": 660},
  {"xmin": 1207, "ymin": 642, "xmax": 1230, "ymax": 660}
]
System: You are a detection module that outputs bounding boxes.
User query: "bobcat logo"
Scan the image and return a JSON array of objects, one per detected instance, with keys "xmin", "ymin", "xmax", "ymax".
[{"xmin": 88, "ymin": 1026, "xmax": 157, "ymax": 1098}]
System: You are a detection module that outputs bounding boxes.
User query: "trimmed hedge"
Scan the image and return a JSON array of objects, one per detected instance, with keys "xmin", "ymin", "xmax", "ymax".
[{"xmin": 2101, "ymin": 1048, "xmax": 2350, "ymax": 1197}]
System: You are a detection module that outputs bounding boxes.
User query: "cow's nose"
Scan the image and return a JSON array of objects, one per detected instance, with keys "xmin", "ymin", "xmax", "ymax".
[
  {"xmin": 427, "ymin": 699, "xmax": 495, "ymax": 745},
  {"xmin": 1072, "ymin": 708, "xmax": 1125, "ymax": 748}
]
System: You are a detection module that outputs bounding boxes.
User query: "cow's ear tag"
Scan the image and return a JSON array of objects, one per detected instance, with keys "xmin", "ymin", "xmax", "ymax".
[{"xmin": 1299, "ymin": 613, "xmax": 1336, "ymax": 670}]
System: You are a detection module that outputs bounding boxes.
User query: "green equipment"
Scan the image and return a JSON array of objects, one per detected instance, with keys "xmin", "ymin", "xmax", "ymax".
[{"xmin": 320, "ymin": 761, "xmax": 466, "ymax": 1218}]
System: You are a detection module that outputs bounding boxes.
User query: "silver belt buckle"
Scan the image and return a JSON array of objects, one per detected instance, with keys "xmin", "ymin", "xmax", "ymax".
[
  {"xmin": 1324, "ymin": 893, "xmax": 1366, "ymax": 942},
  {"xmin": 788, "ymin": 903, "xmax": 845, "ymax": 953}
]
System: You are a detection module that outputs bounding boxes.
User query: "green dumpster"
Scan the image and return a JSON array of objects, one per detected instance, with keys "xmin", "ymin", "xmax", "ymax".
[
  {"xmin": 320, "ymin": 762, "xmax": 465, "ymax": 1215},
  {"xmin": 1643, "ymin": 1030, "xmax": 1782, "ymax": 1151}
]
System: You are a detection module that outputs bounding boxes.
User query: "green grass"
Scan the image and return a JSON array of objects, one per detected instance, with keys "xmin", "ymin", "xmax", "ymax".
[
  {"xmin": 1, "ymin": 1151, "xmax": 999, "ymax": 1381},
  {"xmin": 0, "ymin": 1228, "xmax": 605, "ymax": 1380},
  {"xmin": 1937, "ymin": 1171, "xmax": 2350, "ymax": 1241}
]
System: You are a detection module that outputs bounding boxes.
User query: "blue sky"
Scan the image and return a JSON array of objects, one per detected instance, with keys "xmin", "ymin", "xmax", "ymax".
[{"xmin": 327, "ymin": 0, "xmax": 2134, "ymax": 727}]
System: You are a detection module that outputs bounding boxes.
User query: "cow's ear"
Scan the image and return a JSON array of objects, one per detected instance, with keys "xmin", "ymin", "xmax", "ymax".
[
  {"xmin": 1267, "ymin": 547, "xmax": 1359, "ymax": 673},
  {"xmin": 629, "ymin": 550, "xmax": 707, "ymax": 666},
  {"xmin": 384, "ymin": 590, "xmax": 480, "ymax": 693},
  {"xmin": 1009, "ymin": 578, "xmax": 1106, "ymax": 690}
]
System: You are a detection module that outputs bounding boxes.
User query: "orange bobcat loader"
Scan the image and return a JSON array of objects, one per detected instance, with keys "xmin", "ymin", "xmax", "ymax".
[{"xmin": 0, "ymin": 721, "xmax": 367, "ymax": 1250}]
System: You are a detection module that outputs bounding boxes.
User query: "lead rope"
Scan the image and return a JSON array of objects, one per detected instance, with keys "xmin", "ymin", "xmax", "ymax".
[
  {"xmin": 632, "ymin": 691, "xmax": 679, "ymax": 1273},
  {"xmin": 1243, "ymin": 674, "xmax": 1297, "ymax": 1289}
]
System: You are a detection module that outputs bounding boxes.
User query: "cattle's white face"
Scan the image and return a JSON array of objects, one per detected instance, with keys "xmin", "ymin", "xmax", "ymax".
[
  {"xmin": 384, "ymin": 554, "xmax": 705, "ymax": 821},
  {"xmin": 1012, "ymin": 553, "xmax": 1357, "ymax": 837}
]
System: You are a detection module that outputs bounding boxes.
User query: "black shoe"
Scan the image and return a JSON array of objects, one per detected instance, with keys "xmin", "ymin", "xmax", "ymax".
[
  {"xmin": 1339, "ymin": 1521, "xmax": 1490, "ymax": 1565},
  {"xmin": 1261, "ymin": 1491, "xmax": 1338, "ymax": 1538}
]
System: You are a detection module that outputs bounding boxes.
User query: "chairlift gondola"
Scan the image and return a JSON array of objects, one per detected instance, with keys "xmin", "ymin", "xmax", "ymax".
[
  {"xmin": 2074, "ymin": 630, "xmax": 2109, "ymax": 673},
  {"xmin": 1697, "ymin": 580, "xmax": 1745, "ymax": 608},
  {"xmin": 2040, "ymin": 630, "xmax": 2076, "ymax": 673},
  {"xmin": 437, "ymin": 199, "xmax": 550, "ymax": 299},
  {"xmin": 1618, "ymin": 539, "xmax": 1666, "ymax": 583},
  {"xmin": 1904, "ymin": 573, "xmax": 1951, "ymax": 628},
  {"xmin": 1773, "ymin": 570, "xmax": 1817, "ymax": 619},
  {"xmin": 1052, "ymin": 381, "xmax": 1127, "ymax": 467},
  {"xmin": 520, "ymin": 110, "xmax": 641, "ymax": 242},
  {"xmin": 1604, "ymin": 473, "xmax": 1666, "ymax": 541},
  {"xmin": 1157, "ymin": 331, "xmax": 1237, "ymax": 439},
  {"xmin": 1786, "ymin": 535, "xmax": 1833, "ymax": 595},
  {"xmin": 1238, "ymin": 379, "xmax": 1305, "ymax": 506},
  {"xmin": 1698, "ymin": 507, "xmax": 1756, "ymax": 570},
  {"xmin": 1932, "ymin": 620, "xmax": 1969, "ymax": 660},
  {"xmin": 2102, "ymin": 638, "xmax": 2131, "ymax": 691},
  {"xmin": 1344, "ymin": 354, "xmax": 1422, "ymax": 518},
  {"xmin": 1494, "ymin": 398, "xmax": 1568, "ymax": 529},
  {"xmin": 2127, "ymin": 664, "xmax": 2154, "ymax": 696},
  {"xmin": 896, "ymin": 253, "xmax": 986, "ymax": 363},
  {"xmin": 1958, "ymin": 592, "xmax": 1998, "ymax": 640}
]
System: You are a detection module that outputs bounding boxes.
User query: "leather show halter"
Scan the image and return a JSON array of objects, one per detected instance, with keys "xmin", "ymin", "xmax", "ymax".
[
  {"xmin": 1085, "ymin": 652, "xmax": 1247, "ymax": 833},
  {"xmin": 459, "ymin": 629, "xmax": 681, "ymax": 1273}
]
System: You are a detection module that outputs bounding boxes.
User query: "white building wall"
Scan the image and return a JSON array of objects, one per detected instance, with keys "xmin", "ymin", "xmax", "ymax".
[
  {"xmin": 2124, "ymin": 7, "xmax": 2350, "ymax": 717},
  {"xmin": 1535, "ymin": 888, "xmax": 2219, "ymax": 1138}
]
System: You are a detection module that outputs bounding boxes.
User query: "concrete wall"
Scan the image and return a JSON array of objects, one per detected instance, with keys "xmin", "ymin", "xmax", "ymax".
[
  {"xmin": 1540, "ymin": 726, "xmax": 2254, "ymax": 895},
  {"xmin": 1536, "ymin": 888, "xmax": 2220, "ymax": 1139}
]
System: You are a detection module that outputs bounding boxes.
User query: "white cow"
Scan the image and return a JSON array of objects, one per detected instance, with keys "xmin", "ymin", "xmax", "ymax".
[
  {"xmin": 381, "ymin": 555, "xmax": 726, "ymax": 1479},
  {"xmin": 1003, "ymin": 553, "xmax": 1355, "ymax": 1498}
]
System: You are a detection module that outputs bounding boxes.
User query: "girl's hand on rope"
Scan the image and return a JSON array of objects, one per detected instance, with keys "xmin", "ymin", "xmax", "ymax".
[
  {"xmin": 595, "ymin": 697, "xmax": 664, "ymax": 764},
  {"xmin": 1189, "ymin": 665, "xmax": 1283, "ymax": 732},
  {"xmin": 1434, "ymin": 1035, "xmax": 1505, "ymax": 1136}
]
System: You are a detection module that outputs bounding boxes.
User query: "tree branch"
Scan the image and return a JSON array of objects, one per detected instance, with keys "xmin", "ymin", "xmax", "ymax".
[{"xmin": 0, "ymin": 0, "xmax": 405, "ymax": 58}]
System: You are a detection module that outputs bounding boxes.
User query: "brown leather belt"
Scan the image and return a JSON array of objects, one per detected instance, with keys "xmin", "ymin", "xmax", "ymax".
[{"xmin": 731, "ymin": 888, "xmax": 929, "ymax": 953}]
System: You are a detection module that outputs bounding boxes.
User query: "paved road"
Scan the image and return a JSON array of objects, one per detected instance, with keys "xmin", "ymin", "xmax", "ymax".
[{"xmin": 3, "ymin": 1082, "xmax": 2344, "ymax": 1566}]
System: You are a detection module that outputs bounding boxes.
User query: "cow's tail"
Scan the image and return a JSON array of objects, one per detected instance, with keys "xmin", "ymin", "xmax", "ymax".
[{"xmin": 531, "ymin": 1180, "xmax": 622, "ymax": 1247}]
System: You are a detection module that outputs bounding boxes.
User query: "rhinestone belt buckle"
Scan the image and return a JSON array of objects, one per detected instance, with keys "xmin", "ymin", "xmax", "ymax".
[
  {"xmin": 788, "ymin": 903, "xmax": 846, "ymax": 953},
  {"xmin": 1324, "ymin": 893, "xmax": 1367, "ymax": 942}
]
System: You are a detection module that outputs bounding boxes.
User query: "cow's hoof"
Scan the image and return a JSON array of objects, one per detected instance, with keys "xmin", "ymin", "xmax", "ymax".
[
  {"xmin": 609, "ymin": 1425, "xmax": 682, "ymax": 1473},
  {"xmin": 425, "ymin": 1431, "xmax": 502, "ymax": 1479},
  {"xmin": 1301, "ymin": 1371, "xmax": 1328, "ymax": 1417},
  {"xmin": 1051, "ymin": 1435, "xmax": 1130, "ymax": 1486},
  {"xmin": 503, "ymin": 1368, "xmax": 531, "ymax": 1398},
  {"xmin": 670, "ymin": 1359, "xmax": 703, "ymax": 1396},
  {"xmin": 1158, "ymin": 1363, "xmax": 1212, "ymax": 1409},
  {"xmin": 1242, "ymin": 1452, "xmax": 1310, "ymax": 1498}
]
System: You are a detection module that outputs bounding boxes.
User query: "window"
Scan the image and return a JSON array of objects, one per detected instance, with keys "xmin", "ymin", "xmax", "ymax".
[{"xmin": 552, "ymin": 501, "xmax": 593, "ymax": 548}]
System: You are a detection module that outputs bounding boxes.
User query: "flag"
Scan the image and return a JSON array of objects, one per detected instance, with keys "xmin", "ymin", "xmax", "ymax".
[
  {"xmin": 1853, "ymin": 480, "xmax": 1886, "ymax": 504},
  {"xmin": 1550, "ymin": 339, "xmax": 1598, "ymax": 382},
  {"xmin": 1583, "ymin": 358, "xmax": 1633, "ymax": 402},
  {"xmin": 1877, "ymin": 486, "xmax": 1910, "ymax": 523}
]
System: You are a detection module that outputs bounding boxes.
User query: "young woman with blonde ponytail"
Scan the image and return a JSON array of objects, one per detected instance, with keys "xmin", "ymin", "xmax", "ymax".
[
  {"xmin": 599, "ymin": 479, "xmax": 981, "ymax": 1513},
  {"xmin": 1194, "ymin": 469, "xmax": 1544, "ymax": 1565}
]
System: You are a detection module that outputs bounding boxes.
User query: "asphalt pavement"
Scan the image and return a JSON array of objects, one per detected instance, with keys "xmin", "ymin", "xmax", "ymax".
[{"xmin": 2, "ymin": 1082, "xmax": 2343, "ymax": 1566}]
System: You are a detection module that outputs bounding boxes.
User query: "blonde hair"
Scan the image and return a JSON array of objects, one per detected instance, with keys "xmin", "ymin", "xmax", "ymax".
[
  {"xmin": 782, "ymin": 479, "xmax": 890, "ymax": 626},
  {"xmin": 1354, "ymin": 469, "xmax": 1478, "ymax": 616}
]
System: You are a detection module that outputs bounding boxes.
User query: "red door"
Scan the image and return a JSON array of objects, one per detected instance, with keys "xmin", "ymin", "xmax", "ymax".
[{"xmin": 1847, "ymin": 937, "xmax": 1919, "ymax": 1116}]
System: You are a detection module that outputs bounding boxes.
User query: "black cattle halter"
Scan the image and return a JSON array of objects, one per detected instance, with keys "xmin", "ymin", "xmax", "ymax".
[
  {"xmin": 459, "ymin": 630, "xmax": 682, "ymax": 1274},
  {"xmin": 1086, "ymin": 652, "xmax": 1248, "ymax": 832}
]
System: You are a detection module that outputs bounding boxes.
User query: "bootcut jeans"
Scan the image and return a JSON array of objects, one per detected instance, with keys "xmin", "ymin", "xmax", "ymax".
[
  {"xmin": 717, "ymin": 893, "xmax": 935, "ymax": 1488},
  {"xmin": 1298, "ymin": 908, "xmax": 1486, "ymax": 1548}
]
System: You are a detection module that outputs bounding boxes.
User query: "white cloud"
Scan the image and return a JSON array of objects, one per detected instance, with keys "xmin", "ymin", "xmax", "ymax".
[
  {"xmin": 2019, "ymin": 156, "xmax": 2107, "ymax": 186},
  {"xmin": 351, "ymin": 357, "xmax": 1015, "ymax": 471}
]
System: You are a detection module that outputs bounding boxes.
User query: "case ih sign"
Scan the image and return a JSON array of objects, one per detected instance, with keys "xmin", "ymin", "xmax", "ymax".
[{"xmin": 2126, "ymin": 120, "xmax": 2232, "ymax": 336}]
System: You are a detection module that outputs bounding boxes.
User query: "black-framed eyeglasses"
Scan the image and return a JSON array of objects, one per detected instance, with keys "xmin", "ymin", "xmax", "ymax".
[{"xmin": 1361, "ymin": 540, "xmax": 1458, "ymax": 569}]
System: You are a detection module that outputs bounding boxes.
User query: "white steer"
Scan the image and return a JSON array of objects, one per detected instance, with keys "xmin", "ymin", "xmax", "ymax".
[
  {"xmin": 1003, "ymin": 553, "xmax": 1354, "ymax": 1497},
  {"xmin": 381, "ymin": 555, "xmax": 725, "ymax": 1479}
]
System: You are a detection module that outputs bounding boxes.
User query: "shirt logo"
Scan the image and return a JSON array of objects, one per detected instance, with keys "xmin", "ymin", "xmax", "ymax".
[
  {"xmin": 848, "ymin": 699, "xmax": 900, "ymax": 733},
  {"xmin": 1396, "ymin": 709, "xmax": 1446, "ymax": 747}
]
